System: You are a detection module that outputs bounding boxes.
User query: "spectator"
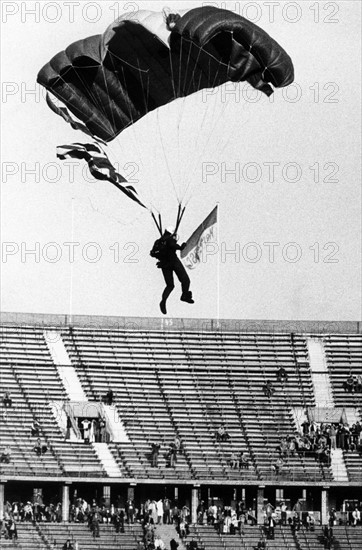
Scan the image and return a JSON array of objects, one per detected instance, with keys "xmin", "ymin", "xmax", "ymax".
[
  {"xmin": 323, "ymin": 525, "xmax": 334, "ymax": 549},
  {"xmin": 266, "ymin": 514, "xmax": 275, "ymax": 539},
  {"xmin": 305, "ymin": 513, "xmax": 315, "ymax": 531},
  {"xmin": 2, "ymin": 392, "xmax": 12, "ymax": 408},
  {"xmin": 329, "ymin": 425, "xmax": 337, "ymax": 450},
  {"xmin": 239, "ymin": 452, "xmax": 250, "ymax": 469},
  {"xmin": 229, "ymin": 452, "xmax": 239, "ymax": 469},
  {"xmin": 62, "ymin": 540, "xmax": 74, "ymax": 550},
  {"xmin": 163, "ymin": 498, "xmax": 172, "ymax": 524},
  {"xmin": 144, "ymin": 523, "xmax": 154, "ymax": 547},
  {"xmin": 154, "ymin": 535, "xmax": 166, "ymax": 549},
  {"xmin": 81, "ymin": 419, "xmax": 91, "ymax": 443},
  {"xmin": 352, "ymin": 506, "xmax": 361, "ymax": 526},
  {"xmin": 215, "ymin": 426, "xmax": 230, "ymax": 442},
  {"xmin": 0, "ymin": 446, "xmax": 12, "ymax": 463},
  {"xmin": 276, "ymin": 366, "xmax": 288, "ymax": 384},
  {"xmin": 291, "ymin": 512, "xmax": 301, "ymax": 532},
  {"xmin": 126, "ymin": 499, "xmax": 135, "ymax": 524},
  {"xmin": 301, "ymin": 418, "xmax": 310, "ymax": 436},
  {"xmin": 90, "ymin": 511, "xmax": 100, "ymax": 538},
  {"xmin": 265, "ymin": 502, "xmax": 274, "ymax": 518},
  {"xmin": 31, "ymin": 420, "xmax": 41, "ymax": 437},
  {"xmin": 344, "ymin": 375, "xmax": 355, "ymax": 393},
  {"xmin": 328, "ymin": 508, "xmax": 337, "ymax": 527},
  {"xmin": 166, "ymin": 444, "xmax": 177, "ymax": 468},
  {"xmin": 263, "ymin": 381, "xmax": 275, "ymax": 398},
  {"xmin": 151, "ymin": 442, "xmax": 161, "ymax": 467},
  {"xmin": 292, "ymin": 499, "xmax": 303, "ymax": 520},
  {"xmin": 197, "ymin": 501, "xmax": 205, "ymax": 525},
  {"xmin": 178, "ymin": 518, "xmax": 189, "ymax": 539},
  {"xmin": 247, "ymin": 508, "xmax": 257, "ymax": 525},
  {"xmin": 157, "ymin": 499, "xmax": 164, "ymax": 525},
  {"xmin": 104, "ymin": 389, "xmax": 114, "ymax": 405},
  {"xmin": 33, "ymin": 438, "xmax": 48, "ymax": 456},
  {"xmin": 280, "ymin": 501, "xmax": 288, "ymax": 525},
  {"xmin": 173, "ymin": 436, "xmax": 184, "ymax": 453},
  {"xmin": 170, "ymin": 539, "xmax": 179, "ymax": 550},
  {"xmin": 99, "ymin": 418, "xmax": 107, "ymax": 442},
  {"xmin": 6, "ymin": 519, "xmax": 17, "ymax": 540},
  {"xmin": 188, "ymin": 539, "xmax": 198, "ymax": 550},
  {"xmin": 272, "ymin": 457, "xmax": 284, "ymax": 476},
  {"xmin": 181, "ymin": 505, "xmax": 190, "ymax": 524}
]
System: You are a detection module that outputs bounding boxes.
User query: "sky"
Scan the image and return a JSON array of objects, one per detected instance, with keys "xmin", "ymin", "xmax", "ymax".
[{"xmin": 1, "ymin": 0, "xmax": 361, "ymax": 322}]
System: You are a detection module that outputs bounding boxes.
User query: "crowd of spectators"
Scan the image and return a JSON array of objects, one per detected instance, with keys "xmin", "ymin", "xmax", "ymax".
[
  {"xmin": 275, "ymin": 419, "xmax": 362, "ymax": 472},
  {"xmin": 195, "ymin": 500, "xmax": 257, "ymax": 535},
  {"xmin": 2, "ymin": 496, "xmax": 62, "ymax": 523},
  {"xmin": 261, "ymin": 500, "xmax": 316, "ymax": 539},
  {"xmin": 137, "ymin": 499, "xmax": 192, "ymax": 549}
]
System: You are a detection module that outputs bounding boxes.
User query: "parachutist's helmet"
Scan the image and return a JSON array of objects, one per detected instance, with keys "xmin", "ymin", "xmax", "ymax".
[{"xmin": 165, "ymin": 226, "xmax": 175, "ymax": 235}]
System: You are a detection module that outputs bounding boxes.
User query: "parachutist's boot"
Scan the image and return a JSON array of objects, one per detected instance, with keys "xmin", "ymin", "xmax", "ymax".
[
  {"xmin": 180, "ymin": 291, "xmax": 194, "ymax": 304},
  {"xmin": 160, "ymin": 300, "xmax": 167, "ymax": 315}
]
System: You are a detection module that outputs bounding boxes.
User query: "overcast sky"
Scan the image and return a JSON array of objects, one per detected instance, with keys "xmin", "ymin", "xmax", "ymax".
[{"xmin": 1, "ymin": 0, "xmax": 361, "ymax": 322}]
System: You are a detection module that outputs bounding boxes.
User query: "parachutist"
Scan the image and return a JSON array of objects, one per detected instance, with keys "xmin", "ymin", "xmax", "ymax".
[{"xmin": 150, "ymin": 226, "xmax": 194, "ymax": 315}]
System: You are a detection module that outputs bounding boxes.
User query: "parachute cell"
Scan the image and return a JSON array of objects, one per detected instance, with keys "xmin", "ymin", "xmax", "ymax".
[{"xmin": 37, "ymin": 6, "xmax": 294, "ymax": 142}]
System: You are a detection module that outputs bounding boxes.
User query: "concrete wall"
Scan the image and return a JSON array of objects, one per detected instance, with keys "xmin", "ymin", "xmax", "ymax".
[{"xmin": 0, "ymin": 311, "xmax": 360, "ymax": 333}]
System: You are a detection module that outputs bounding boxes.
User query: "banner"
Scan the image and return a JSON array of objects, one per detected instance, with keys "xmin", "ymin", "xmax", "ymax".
[{"xmin": 181, "ymin": 206, "xmax": 217, "ymax": 269}]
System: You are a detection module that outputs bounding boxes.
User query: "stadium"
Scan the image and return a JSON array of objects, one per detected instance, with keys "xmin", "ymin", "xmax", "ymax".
[{"xmin": 1, "ymin": 312, "xmax": 361, "ymax": 549}]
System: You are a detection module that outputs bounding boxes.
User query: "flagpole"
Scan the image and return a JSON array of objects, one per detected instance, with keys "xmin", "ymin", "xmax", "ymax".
[
  {"xmin": 216, "ymin": 201, "xmax": 220, "ymax": 327},
  {"xmin": 69, "ymin": 196, "xmax": 75, "ymax": 325}
]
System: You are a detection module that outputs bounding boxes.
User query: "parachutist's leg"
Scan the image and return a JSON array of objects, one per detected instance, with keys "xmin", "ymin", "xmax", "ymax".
[
  {"xmin": 174, "ymin": 258, "xmax": 194, "ymax": 304},
  {"xmin": 174, "ymin": 258, "xmax": 190, "ymax": 294},
  {"xmin": 160, "ymin": 268, "xmax": 175, "ymax": 314},
  {"xmin": 161, "ymin": 268, "xmax": 175, "ymax": 300}
]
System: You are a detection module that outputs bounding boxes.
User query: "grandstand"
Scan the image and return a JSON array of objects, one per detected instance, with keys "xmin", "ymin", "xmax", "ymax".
[{"xmin": 0, "ymin": 312, "xmax": 361, "ymax": 550}]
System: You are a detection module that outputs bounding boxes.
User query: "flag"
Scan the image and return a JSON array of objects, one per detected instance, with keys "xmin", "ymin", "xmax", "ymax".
[
  {"xmin": 181, "ymin": 206, "xmax": 217, "ymax": 269},
  {"xmin": 56, "ymin": 142, "xmax": 145, "ymax": 208}
]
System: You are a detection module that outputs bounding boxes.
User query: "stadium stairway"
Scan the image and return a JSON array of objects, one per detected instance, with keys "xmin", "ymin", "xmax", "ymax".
[
  {"xmin": 156, "ymin": 524, "xmax": 187, "ymax": 549},
  {"xmin": 324, "ymin": 333, "xmax": 362, "ymax": 482},
  {"xmin": 330, "ymin": 448, "xmax": 349, "ymax": 482},
  {"xmin": 91, "ymin": 442, "xmax": 122, "ymax": 477}
]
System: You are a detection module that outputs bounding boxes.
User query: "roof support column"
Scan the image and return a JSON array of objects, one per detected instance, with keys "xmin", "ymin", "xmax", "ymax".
[
  {"xmin": 257, "ymin": 486, "xmax": 265, "ymax": 525},
  {"xmin": 62, "ymin": 483, "xmax": 71, "ymax": 522}
]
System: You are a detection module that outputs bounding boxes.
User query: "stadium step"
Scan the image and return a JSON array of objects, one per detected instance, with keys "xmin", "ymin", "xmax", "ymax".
[
  {"xmin": 92, "ymin": 442, "xmax": 122, "ymax": 477},
  {"xmin": 44, "ymin": 329, "xmax": 87, "ymax": 401},
  {"xmin": 307, "ymin": 337, "xmax": 334, "ymax": 407},
  {"xmin": 330, "ymin": 448, "xmax": 349, "ymax": 482}
]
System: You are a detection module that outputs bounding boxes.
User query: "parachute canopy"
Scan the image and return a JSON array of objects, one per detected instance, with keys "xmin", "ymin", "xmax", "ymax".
[{"xmin": 37, "ymin": 6, "xmax": 294, "ymax": 142}]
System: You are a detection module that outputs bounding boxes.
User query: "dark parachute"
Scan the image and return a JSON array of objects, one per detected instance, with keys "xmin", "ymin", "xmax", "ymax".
[{"xmin": 37, "ymin": 6, "xmax": 294, "ymax": 143}]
